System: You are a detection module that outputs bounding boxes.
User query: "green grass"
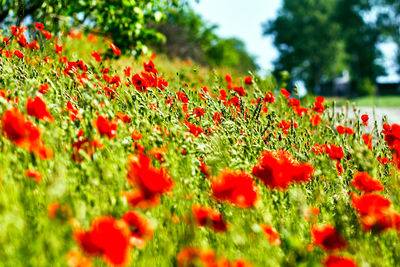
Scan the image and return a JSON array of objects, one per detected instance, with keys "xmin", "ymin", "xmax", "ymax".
[
  {"xmin": 1, "ymin": 27, "xmax": 400, "ymax": 267},
  {"xmin": 330, "ymin": 95, "xmax": 400, "ymax": 108}
]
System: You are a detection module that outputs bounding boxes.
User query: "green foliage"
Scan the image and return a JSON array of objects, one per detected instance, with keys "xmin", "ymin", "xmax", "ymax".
[
  {"xmin": 264, "ymin": 0, "xmax": 386, "ymax": 96},
  {"xmin": 264, "ymin": 0, "xmax": 344, "ymax": 92},
  {"xmin": 0, "ymin": 0, "xmax": 172, "ymax": 55},
  {"xmin": 356, "ymin": 77, "xmax": 376, "ymax": 96},
  {"xmin": 154, "ymin": 4, "xmax": 258, "ymax": 74},
  {"xmin": 376, "ymin": 0, "xmax": 400, "ymax": 75}
]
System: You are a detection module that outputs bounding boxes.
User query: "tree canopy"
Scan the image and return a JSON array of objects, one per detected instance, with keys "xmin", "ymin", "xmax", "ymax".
[{"xmin": 264, "ymin": 0, "xmax": 390, "ymax": 96}]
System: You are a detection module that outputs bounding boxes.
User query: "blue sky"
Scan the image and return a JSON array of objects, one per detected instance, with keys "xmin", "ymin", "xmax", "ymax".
[{"xmin": 191, "ymin": 0, "xmax": 399, "ymax": 82}]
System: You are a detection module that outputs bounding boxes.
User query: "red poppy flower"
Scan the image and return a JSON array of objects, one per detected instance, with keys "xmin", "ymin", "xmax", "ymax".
[
  {"xmin": 74, "ymin": 216, "xmax": 131, "ymax": 266},
  {"xmin": 280, "ymin": 88, "xmax": 290, "ymax": 99},
  {"xmin": 323, "ymin": 255, "xmax": 358, "ymax": 267},
  {"xmin": 28, "ymin": 40, "xmax": 40, "ymax": 50},
  {"xmin": 41, "ymin": 30, "xmax": 52, "ymax": 40},
  {"xmin": 26, "ymin": 96, "xmax": 54, "ymax": 122},
  {"xmin": 55, "ymin": 43, "xmax": 63, "ymax": 55},
  {"xmin": 310, "ymin": 114, "xmax": 321, "ymax": 126},
  {"xmin": 123, "ymin": 66, "xmax": 131, "ymax": 77},
  {"xmin": 252, "ymin": 150, "xmax": 314, "ymax": 190},
  {"xmin": 382, "ymin": 123, "xmax": 400, "ymax": 151},
  {"xmin": 2, "ymin": 108, "xmax": 40, "ymax": 150},
  {"xmin": 362, "ymin": 134, "xmax": 372, "ymax": 150},
  {"xmin": 126, "ymin": 153, "xmax": 173, "ymax": 207},
  {"xmin": 219, "ymin": 89, "xmax": 228, "ymax": 102},
  {"xmin": 244, "ymin": 76, "xmax": 253, "ymax": 85},
  {"xmin": 132, "ymin": 74, "xmax": 147, "ymax": 92},
  {"xmin": 351, "ymin": 171, "xmax": 384, "ymax": 193},
  {"xmin": 211, "ymin": 169, "xmax": 258, "ymax": 208},
  {"xmin": 361, "ymin": 114, "xmax": 369, "ymax": 126},
  {"xmin": 337, "ymin": 125, "xmax": 354, "ymax": 135},
  {"xmin": 351, "ymin": 193, "xmax": 400, "ymax": 232},
  {"xmin": 279, "ymin": 119, "xmax": 297, "ymax": 135},
  {"xmin": 25, "ymin": 169, "xmax": 42, "ymax": 183},
  {"xmin": 192, "ymin": 108, "xmax": 206, "ymax": 118},
  {"xmin": 91, "ymin": 51, "xmax": 102, "ymax": 62},
  {"xmin": 17, "ymin": 34, "xmax": 27, "ymax": 47},
  {"xmin": 110, "ymin": 43, "xmax": 121, "ymax": 55},
  {"xmin": 72, "ymin": 137, "xmax": 103, "ymax": 162},
  {"xmin": 233, "ymin": 86, "xmax": 246, "ymax": 96},
  {"xmin": 116, "ymin": 112, "xmax": 131, "ymax": 123},
  {"xmin": 260, "ymin": 224, "xmax": 281, "ymax": 245},
  {"xmin": 140, "ymin": 71, "xmax": 157, "ymax": 88},
  {"xmin": 312, "ymin": 96, "xmax": 325, "ymax": 114},
  {"xmin": 14, "ymin": 50, "xmax": 24, "ymax": 58},
  {"xmin": 157, "ymin": 76, "xmax": 168, "ymax": 90},
  {"xmin": 131, "ymin": 130, "xmax": 143, "ymax": 141},
  {"xmin": 35, "ymin": 22, "xmax": 44, "ymax": 31},
  {"xmin": 213, "ymin": 112, "xmax": 222, "ymax": 124},
  {"xmin": 183, "ymin": 120, "xmax": 204, "ymax": 137},
  {"xmin": 177, "ymin": 247, "xmax": 216, "ymax": 267},
  {"xmin": 192, "ymin": 204, "xmax": 228, "ymax": 232},
  {"xmin": 143, "ymin": 60, "xmax": 158, "ymax": 74},
  {"xmin": 325, "ymin": 144, "xmax": 344, "ymax": 160},
  {"xmin": 311, "ymin": 224, "xmax": 347, "ymax": 251},
  {"xmin": 121, "ymin": 211, "xmax": 153, "ymax": 248},
  {"xmin": 199, "ymin": 158, "xmax": 210, "ymax": 178},
  {"xmin": 95, "ymin": 115, "xmax": 118, "ymax": 139},
  {"xmin": 264, "ymin": 92, "xmax": 275, "ymax": 103},
  {"xmin": 47, "ymin": 202, "xmax": 71, "ymax": 221}
]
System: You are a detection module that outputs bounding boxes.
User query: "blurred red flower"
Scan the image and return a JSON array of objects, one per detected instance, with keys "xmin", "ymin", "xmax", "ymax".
[
  {"xmin": 95, "ymin": 115, "xmax": 117, "ymax": 139},
  {"xmin": 110, "ymin": 43, "xmax": 121, "ymax": 55},
  {"xmin": 90, "ymin": 51, "xmax": 102, "ymax": 62},
  {"xmin": 1, "ymin": 108, "xmax": 53, "ymax": 159},
  {"xmin": 121, "ymin": 211, "xmax": 153, "ymax": 248},
  {"xmin": 192, "ymin": 204, "xmax": 228, "ymax": 232},
  {"xmin": 211, "ymin": 169, "xmax": 258, "ymax": 208},
  {"xmin": 361, "ymin": 114, "xmax": 369, "ymax": 126},
  {"xmin": 126, "ymin": 153, "xmax": 173, "ymax": 207},
  {"xmin": 351, "ymin": 171, "xmax": 384, "ymax": 193},
  {"xmin": 34, "ymin": 22, "xmax": 44, "ymax": 31},
  {"xmin": 74, "ymin": 216, "xmax": 131, "ymax": 266},
  {"xmin": 323, "ymin": 255, "xmax": 358, "ymax": 267},
  {"xmin": 311, "ymin": 224, "xmax": 347, "ymax": 251},
  {"xmin": 26, "ymin": 96, "xmax": 54, "ymax": 122},
  {"xmin": 14, "ymin": 49, "xmax": 24, "ymax": 58},
  {"xmin": 352, "ymin": 193, "xmax": 400, "ymax": 232},
  {"xmin": 252, "ymin": 150, "xmax": 314, "ymax": 190},
  {"xmin": 25, "ymin": 169, "xmax": 42, "ymax": 183},
  {"xmin": 244, "ymin": 76, "xmax": 253, "ymax": 85},
  {"xmin": 362, "ymin": 134, "xmax": 372, "ymax": 150},
  {"xmin": 260, "ymin": 224, "xmax": 281, "ymax": 245}
]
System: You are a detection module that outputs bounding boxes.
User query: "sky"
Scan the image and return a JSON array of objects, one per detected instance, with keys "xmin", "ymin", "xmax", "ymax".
[{"xmin": 191, "ymin": 0, "xmax": 399, "ymax": 82}]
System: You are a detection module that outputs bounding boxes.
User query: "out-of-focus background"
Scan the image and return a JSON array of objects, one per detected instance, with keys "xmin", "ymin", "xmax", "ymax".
[{"xmin": 1, "ymin": 0, "xmax": 399, "ymax": 109}]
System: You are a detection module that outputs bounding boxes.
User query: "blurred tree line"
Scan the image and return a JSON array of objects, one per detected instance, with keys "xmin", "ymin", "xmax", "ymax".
[
  {"xmin": 264, "ymin": 0, "xmax": 400, "ymax": 96},
  {"xmin": 152, "ymin": 4, "xmax": 258, "ymax": 74},
  {"xmin": 0, "ymin": 0, "xmax": 257, "ymax": 75}
]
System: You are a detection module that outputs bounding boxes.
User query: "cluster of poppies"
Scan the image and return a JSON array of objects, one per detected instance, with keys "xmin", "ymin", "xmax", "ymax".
[{"xmin": 1, "ymin": 22, "xmax": 400, "ymax": 267}]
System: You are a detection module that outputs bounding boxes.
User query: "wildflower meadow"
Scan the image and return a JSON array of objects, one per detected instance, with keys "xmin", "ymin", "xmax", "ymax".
[{"xmin": 1, "ymin": 22, "xmax": 400, "ymax": 267}]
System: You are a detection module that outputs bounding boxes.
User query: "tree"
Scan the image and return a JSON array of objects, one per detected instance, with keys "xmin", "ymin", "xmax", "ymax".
[
  {"xmin": 333, "ymin": 0, "xmax": 385, "ymax": 95},
  {"xmin": 264, "ymin": 0, "xmax": 344, "ymax": 93},
  {"xmin": 376, "ymin": 0, "xmax": 400, "ymax": 75},
  {"xmin": 264, "ymin": 0, "xmax": 385, "ymax": 96},
  {"xmin": 0, "ymin": 0, "xmax": 172, "ymax": 55},
  {"xmin": 154, "ymin": 4, "xmax": 257, "ymax": 74}
]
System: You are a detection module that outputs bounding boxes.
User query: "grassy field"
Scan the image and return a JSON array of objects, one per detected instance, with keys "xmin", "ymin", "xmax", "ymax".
[
  {"xmin": 331, "ymin": 95, "xmax": 400, "ymax": 108},
  {"xmin": 1, "ymin": 25, "xmax": 400, "ymax": 267}
]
